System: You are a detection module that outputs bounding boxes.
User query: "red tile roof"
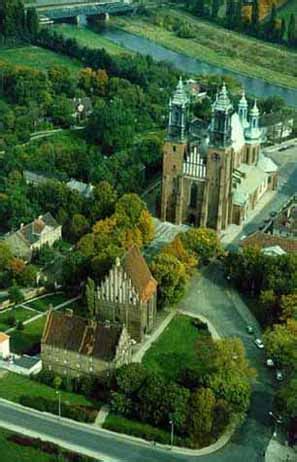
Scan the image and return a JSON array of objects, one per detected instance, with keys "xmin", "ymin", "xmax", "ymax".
[
  {"xmin": 123, "ymin": 246, "xmax": 157, "ymax": 302},
  {"xmin": 42, "ymin": 311, "xmax": 124, "ymax": 361}
]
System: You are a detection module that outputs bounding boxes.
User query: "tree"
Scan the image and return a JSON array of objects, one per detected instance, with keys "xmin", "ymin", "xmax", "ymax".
[
  {"xmin": 288, "ymin": 14, "xmax": 296, "ymax": 47},
  {"xmin": 251, "ymin": 0, "xmax": 260, "ymax": 35},
  {"xmin": 85, "ymin": 277, "xmax": 96, "ymax": 318},
  {"xmin": 180, "ymin": 228, "xmax": 221, "ymax": 263},
  {"xmin": 116, "ymin": 363, "xmax": 148, "ymax": 396},
  {"xmin": 9, "ymin": 258, "xmax": 25, "ymax": 276},
  {"xmin": 280, "ymin": 293, "xmax": 297, "ymax": 321},
  {"xmin": 91, "ymin": 181, "xmax": 117, "ymax": 221},
  {"xmin": 0, "ymin": 242, "xmax": 13, "ymax": 271},
  {"xmin": 18, "ymin": 264, "xmax": 38, "ymax": 287},
  {"xmin": 162, "ymin": 236, "xmax": 198, "ymax": 275},
  {"xmin": 49, "ymin": 96, "xmax": 73, "ymax": 128},
  {"xmin": 211, "ymin": 0, "xmax": 220, "ymax": 20},
  {"xmin": 279, "ymin": 18, "xmax": 286, "ymax": 42},
  {"xmin": 8, "ymin": 282, "xmax": 24, "ymax": 305},
  {"xmin": 69, "ymin": 214, "xmax": 89, "ymax": 242},
  {"xmin": 189, "ymin": 387, "xmax": 216, "ymax": 446},
  {"xmin": 26, "ymin": 7, "xmax": 39, "ymax": 38},
  {"xmin": 263, "ymin": 320, "xmax": 297, "ymax": 369},
  {"xmin": 150, "ymin": 253, "xmax": 188, "ymax": 308},
  {"xmin": 276, "ymin": 374, "xmax": 297, "ymax": 420}
]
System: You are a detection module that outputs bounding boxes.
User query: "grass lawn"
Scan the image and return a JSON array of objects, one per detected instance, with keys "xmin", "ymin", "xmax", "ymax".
[
  {"xmin": 0, "ymin": 45, "xmax": 82, "ymax": 73},
  {"xmin": 113, "ymin": 11, "xmax": 297, "ymax": 89},
  {"xmin": 53, "ymin": 24, "xmax": 131, "ymax": 55},
  {"xmin": 0, "ymin": 307, "xmax": 35, "ymax": 331},
  {"xmin": 25, "ymin": 293, "xmax": 69, "ymax": 312},
  {"xmin": 0, "ymin": 372, "xmax": 94, "ymax": 408},
  {"xmin": 143, "ymin": 314, "xmax": 208, "ymax": 382},
  {"xmin": 9, "ymin": 316, "xmax": 46, "ymax": 354}
]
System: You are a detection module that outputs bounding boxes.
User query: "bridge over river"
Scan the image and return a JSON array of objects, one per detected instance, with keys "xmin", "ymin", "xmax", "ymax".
[{"xmin": 25, "ymin": 0, "xmax": 134, "ymax": 21}]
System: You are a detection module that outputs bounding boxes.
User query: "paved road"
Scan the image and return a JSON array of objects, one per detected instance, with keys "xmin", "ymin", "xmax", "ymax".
[
  {"xmin": 179, "ymin": 264, "xmax": 276, "ymax": 462},
  {"xmin": 233, "ymin": 143, "xmax": 297, "ymax": 245}
]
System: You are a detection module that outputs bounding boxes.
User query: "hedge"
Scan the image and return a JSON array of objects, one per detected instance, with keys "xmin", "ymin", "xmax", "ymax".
[
  {"xmin": 103, "ymin": 414, "xmax": 190, "ymax": 447},
  {"xmin": 19, "ymin": 394, "xmax": 97, "ymax": 423}
]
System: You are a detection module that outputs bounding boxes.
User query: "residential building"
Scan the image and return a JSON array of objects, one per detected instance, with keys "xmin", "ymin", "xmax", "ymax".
[
  {"xmin": 96, "ymin": 245, "xmax": 157, "ymax": 343},
  {"xmin": 66, "ymin": 179, "xmax": 94, "ymax": 199},
  {"xmin": 41, "ymin": 310, "xmax": 132, "ymax": 378},
  {"xmin": 4, "ymin": 212, "xmax": 62, "ymax": 261},
  {"xmin": 161, "ymin": 80, "xmax": 278, "ymax": 232},
  {"xmin": 0, "ymin": 333, "xmax": 10, "ymax": 359}
]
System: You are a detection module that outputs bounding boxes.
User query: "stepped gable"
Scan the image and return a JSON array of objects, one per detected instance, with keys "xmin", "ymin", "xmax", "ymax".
[{"xmin": 122, "ymin": 245, "xmax": 157, "ymax": 302}]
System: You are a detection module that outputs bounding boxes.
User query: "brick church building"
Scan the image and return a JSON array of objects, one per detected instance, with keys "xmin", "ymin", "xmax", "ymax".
[{"xmin": 161, "ymin": 79, "xmax": 278, "ymax": 232}]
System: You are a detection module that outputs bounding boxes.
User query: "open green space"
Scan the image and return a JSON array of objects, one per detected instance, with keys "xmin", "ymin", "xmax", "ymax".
[
  {"xmin": 9, "ymin": 316, "xmax": 46, "ymax": 354},
  {"xmin": 113, "ymin": 11, "xmax": 297, "ymax": 89},
  {"xmin": 0, "ymin": 45, "xmax": 82, "ymax": 73},
  {"xmin": 25, "ymin": 293, "xmax": 69, "ymax": 312},
  {"xmin": 0, "ymin": 306, "xmax": 35, "ymax": 332},
  {"xmin": 143, "ymin": 314, "xmax": 209, "ymax": 381},
  {"xmin": 53, "ymin": 24, "xmax": 130, "ymax": 55},
  {"xmin": 0, "ymin": 372, "xmax": 93, "ymax": 408}
]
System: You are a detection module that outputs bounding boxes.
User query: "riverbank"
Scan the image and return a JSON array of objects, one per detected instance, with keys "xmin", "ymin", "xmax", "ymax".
[{"xmin": 112, "ymin": 11, "xmax": 297, "ymax": 90}]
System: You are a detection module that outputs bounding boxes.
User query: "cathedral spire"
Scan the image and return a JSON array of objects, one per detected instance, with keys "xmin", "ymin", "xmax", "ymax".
[
  {"xmin": 210, "ymin": 82, "xmax": 233, "ymax": 148},
  {"xmin": 168, "ymin": 77, "xmax": 189, "ymax": 142},
  {"xmin": 238, "ymin": 88, "xmax": 249, "ymax": 128},
  {"xmin": 245, "ymin": 99, "xmax": 261, "ymax": 142}
]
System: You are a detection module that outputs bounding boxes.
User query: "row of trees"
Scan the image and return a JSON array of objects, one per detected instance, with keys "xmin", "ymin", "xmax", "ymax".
[
  {"xmin": 185, "ymin": 0, "xmax": 296, "ymax": 48},
  {"xmin": 0, "ymin": 241, "xmax": 37, "ymax": 291},
  {"xmin": 0, "ymin": 1, "xmax": 38, "ymax": 42}
]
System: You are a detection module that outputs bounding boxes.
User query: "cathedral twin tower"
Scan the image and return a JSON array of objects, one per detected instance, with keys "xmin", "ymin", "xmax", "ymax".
[{"xmin": 160, "ymin": 78, "xmax": 277, "ymax": 232}]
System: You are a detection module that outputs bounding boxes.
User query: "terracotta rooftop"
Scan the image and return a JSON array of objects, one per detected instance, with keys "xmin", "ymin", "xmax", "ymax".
[
  {"xmin": 241, "ymin": 231, "xmax": 297, "ymax": 253},
  {"xmin": 42, "ymin": 311, "xmax": 124, "ymax": 361},
  {"xmin": 123, "ymin": 245, "xmax": 157, "ymax": 302},
  {"xmin": 0, "ymin": 332, "xmax": 9, "ymax": 343}
]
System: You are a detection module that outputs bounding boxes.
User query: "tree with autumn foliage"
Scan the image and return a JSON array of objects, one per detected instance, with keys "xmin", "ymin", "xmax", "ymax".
[
  {"xmin": 180, "ymin": 228, "xmax": 221, "ymax": 264},
  {"xmin": 280, "ymin": 293, "xmax": 297, "ymax": 321},
  {"xmin": 263, "ymin": 319, "xmax": 297, "ymax": 369},
  {"xmin": 150, "ymin": 253, "xmax": 188, "ymax": 308},
  {"xmin": 162, "ymin": 236, "xmax": 198, "ymax": 275}
]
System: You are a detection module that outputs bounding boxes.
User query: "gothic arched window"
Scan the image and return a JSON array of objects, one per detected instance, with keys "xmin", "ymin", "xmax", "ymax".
[{"xmin": 190, "ymin": 182, "xmax": 198, "ymax": 208}]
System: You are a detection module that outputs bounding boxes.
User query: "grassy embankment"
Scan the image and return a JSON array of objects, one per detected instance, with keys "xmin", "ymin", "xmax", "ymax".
[
  {"xmin": 53, "ymin": 24, "xmax": 131, "ymax": 56},
  {"xmin": 0, "ymin": 46, "xmax": 82, "ymax": 72},
  {"xmin": 112, "ymin": 10, "xmax": 297, "ymax": 89},
  {"xmin": 0, "ymin": 372, "xmax": 93, "ymax": 407}
]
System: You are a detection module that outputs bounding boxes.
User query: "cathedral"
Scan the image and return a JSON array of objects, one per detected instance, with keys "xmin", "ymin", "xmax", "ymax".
[{"xmin": 161, "ymin": 79, "xmax": 278, "ymax": 232}]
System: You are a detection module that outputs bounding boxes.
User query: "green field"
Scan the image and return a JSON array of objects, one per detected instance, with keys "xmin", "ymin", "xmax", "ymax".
[
  {"xmin": 143, "ymin": 314, "xmax": 209, "ymax": 381},
  {"xmin": 0, "ymin": 46, "xmax": 82, "ymax": 72},
  {"xmin": 9, "ymin": 316, "xmax": 46, "ymax": 354},
  {"xmin": 53, "ymin": 24, "xmax": 130, "ymax": 55},
  {"xmin": 113, "ymin": 11, "xmax": 297, "ymax": 89},
  {"xmin": 25, "ymin": 293, "xmax": 69, "ymax": 312},
  {"xmin": 0, "ymin": 372, "xmax": 93, "ymax": 408},
  {"xmin": 0, "ymin": 307, "xmax": 34, "ymax": 332}
]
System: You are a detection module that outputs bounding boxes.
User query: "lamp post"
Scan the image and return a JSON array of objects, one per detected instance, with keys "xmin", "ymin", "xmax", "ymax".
[
  {"xmin": 169, "ymin": 419, "xmax": 174, "ymax": 448},
  {"xmin": 56, "ymin": 391, "xmax": 61, "ymax": 419}
]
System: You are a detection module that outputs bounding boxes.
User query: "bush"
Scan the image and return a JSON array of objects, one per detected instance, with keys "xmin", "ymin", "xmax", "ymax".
[{"xmin": 19, "ymin": 394, "xmax": 97, "ymax": 423}]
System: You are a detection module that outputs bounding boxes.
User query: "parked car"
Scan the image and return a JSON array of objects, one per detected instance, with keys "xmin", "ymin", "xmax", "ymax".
[
  {"xmin": 276, "ymin": 370, "xmax": 284, "ymax": 381},
  {"xmin": 266, "ymin": 358, "xmax": 274, "ymax": 367},
  {"xmin": 254, "ymin": 338, "xmax": 264, "ymax": 349},
  {"xmin": 247, "ymin": 325, "xmax": 254, "ymax": 334}
]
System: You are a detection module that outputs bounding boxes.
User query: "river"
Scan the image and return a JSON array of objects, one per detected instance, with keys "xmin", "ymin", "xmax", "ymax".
[{"xmin": 101, "ymin": 28, "xmax": 297, "ymax": 108}]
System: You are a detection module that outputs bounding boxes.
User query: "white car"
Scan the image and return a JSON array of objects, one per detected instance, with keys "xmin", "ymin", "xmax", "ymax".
[
  {"xmin": 276, "ymin": 370, "xmax": 284, "ymax": 381},
  {"xmin": 266, "ymin": 358, "xmax": 275, "ymax": 367},
  {"xmin": 254, "ymin": 338, "xmax": 264, "ymax": 349}
]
